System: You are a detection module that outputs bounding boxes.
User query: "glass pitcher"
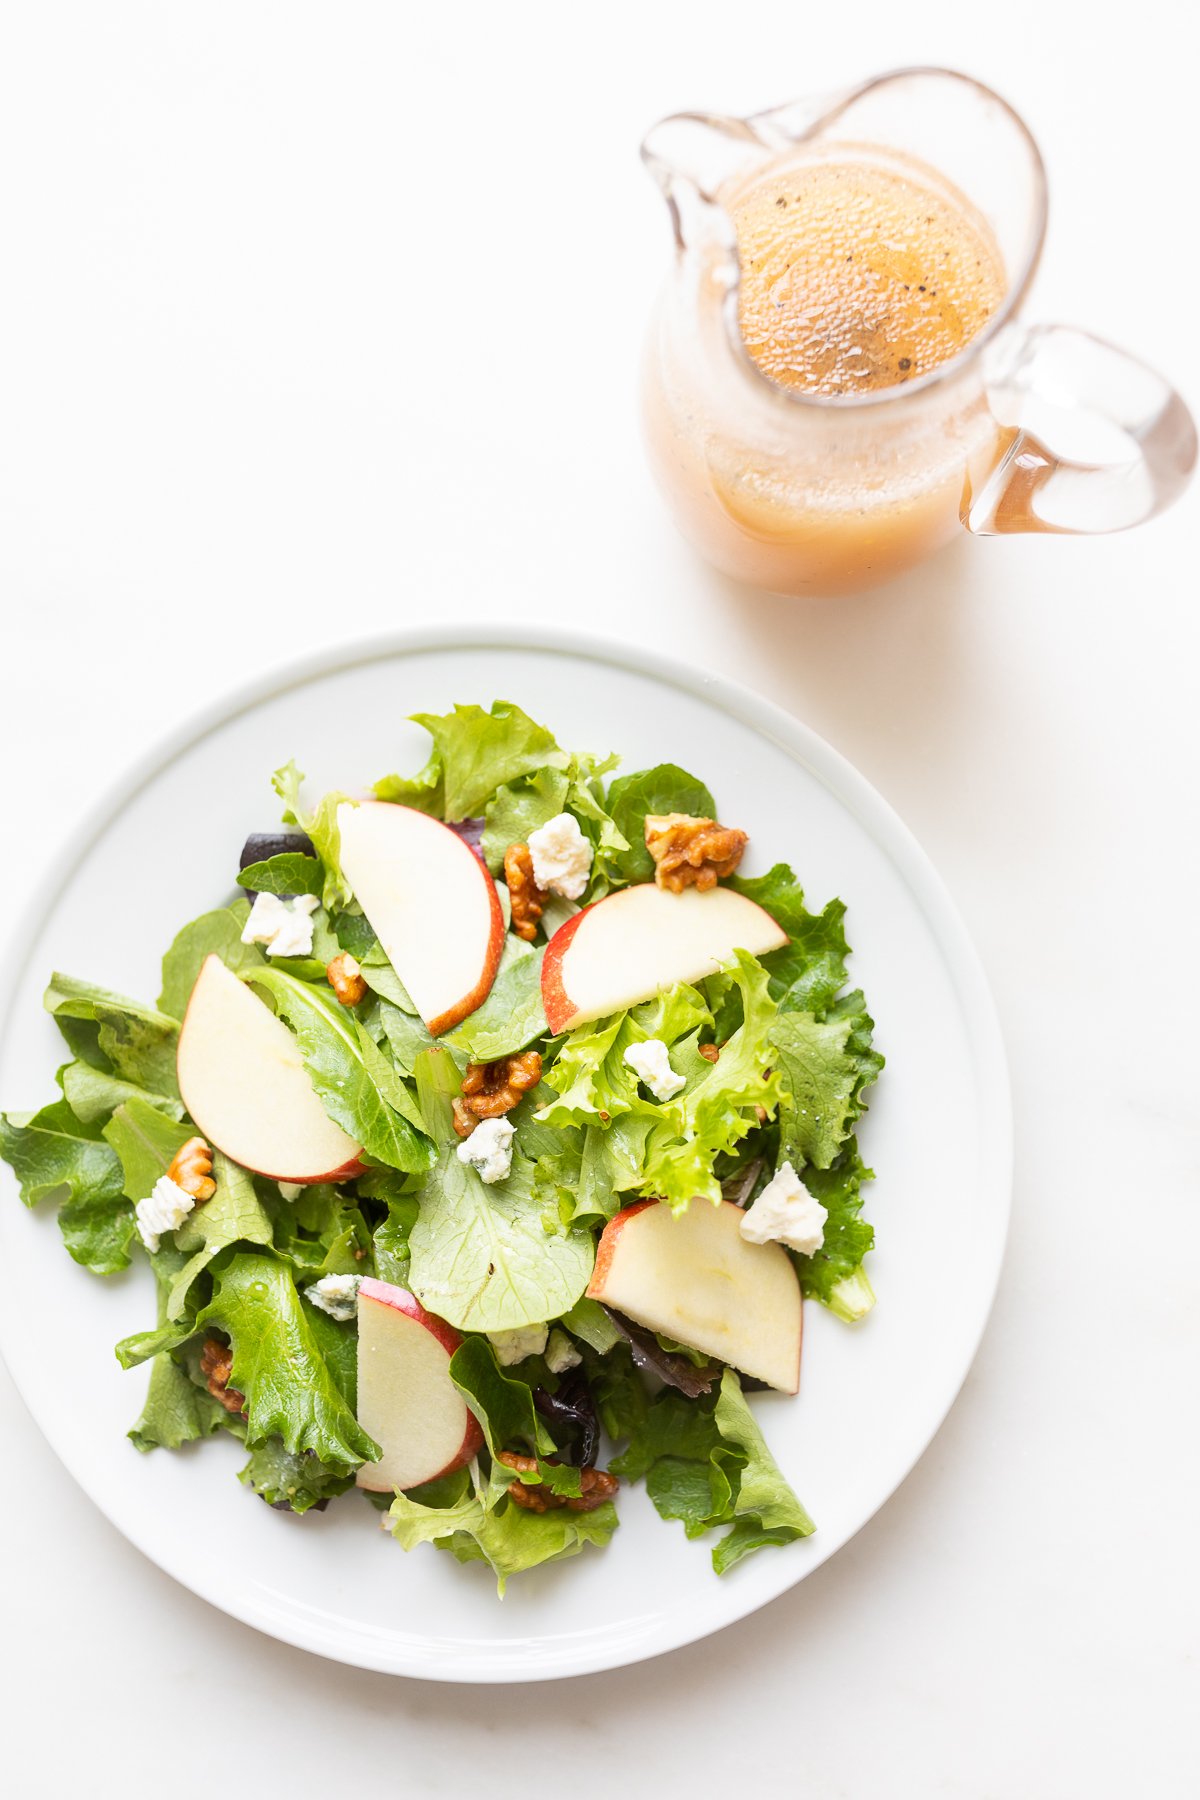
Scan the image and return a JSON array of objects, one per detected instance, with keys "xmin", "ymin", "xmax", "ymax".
[{"xmin": 641, "ymin": 68, "xmax": 1197, "ymax": 596}]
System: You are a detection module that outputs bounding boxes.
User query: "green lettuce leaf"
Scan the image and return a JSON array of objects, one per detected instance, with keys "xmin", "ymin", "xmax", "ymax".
[
  {"xmin": 482, "ymin": 766, "xmax": 569, "ymax": 872},
  {"xmin": 167, "ymin": 1151, "xmax": 274, "ymax": 1320},
  {"xmin": 128, "ymin": 1261, "xmax": 236, "ymax": 1451},
  {"xmin": 387, "ymin": 1467, "xmax": 617, "ymax": 1594},
  {"xmin": 44, "ymin": 974, "xmax": 180, "ymax": 1099},
  {"xmin": 0, "ymin": 1097, "xmax": 133, "ymax": 1273},
  {"xmin": 730, "ymin": 865, "xmax": 850, "ymax": 1011},
  {"xmin": 793, "ymin": 1141, "xmax": 877, "ymax": 1319},
  {"xmin": 447, "ymin": 1336, "xmax": 556, "ymax": 1457},
  {"xmin": 199, "ymin": 1252, "xmax": 377, "ymax": 1467},
  {"xmin": 237, "ymin": 853, "xmax": 324, "ymax": 897},
  {"xmin": 158, "ymin": 903, "xmax": 265, "ymax": 1019},
  {"xmin": 238, "ymin": 1440, "xmax": 356, "ymax": 1513},
  {"xmin": 266, "ymin": 1181, "xmax": 373, "ymax": 1281},
  {"xmin": 272, "ymin": 760, "xmax": 354, "ymax": 912},
  {"xmin": 407, "ymin": 1147, "xmax": 594, "ymax": 1332},
  {"xmin": 443, "ymin": 941, "xmax": 546, "ymax": 1060},
  {"xmin": 403, "ymin": 700, "xmax": 568, "ymax": 823},
  {"xmin": 248, "ymin": 967, "xmax": 434, "ymax": 1173},
  {"xmin": 768, "ymin": 1009, "xmax": 863, "ymax": 1171},
  {"xmin": 103, "ymin": 1096, "xmax": 192, "ymax": 1202},
  {"xmin": 606, "ymin": 1361, "xmax": 813, "ymax": 1572},
  {"xmin": 61, "ymin": 1060, "xmax": 185, "ymax": 1127},
  {"xmin": 605, "ymin": 764, "xmax": 716, "ymax": 886}
]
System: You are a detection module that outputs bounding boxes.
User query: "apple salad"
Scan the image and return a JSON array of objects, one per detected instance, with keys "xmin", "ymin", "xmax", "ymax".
[{"xmin": 0, "ymin": 700, "xmax": 882, "ymax": 1589}]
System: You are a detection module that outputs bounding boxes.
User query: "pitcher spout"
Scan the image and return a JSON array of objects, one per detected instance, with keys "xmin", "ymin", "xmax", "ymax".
[{"xmin": 640, "ymin": 112, "xmax": 762, "ymax": 263}]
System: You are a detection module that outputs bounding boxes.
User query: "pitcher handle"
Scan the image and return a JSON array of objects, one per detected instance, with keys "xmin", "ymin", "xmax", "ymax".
[{"xmin": 964, "ymin": 324, "xmax": 1197, "ymax": 535}]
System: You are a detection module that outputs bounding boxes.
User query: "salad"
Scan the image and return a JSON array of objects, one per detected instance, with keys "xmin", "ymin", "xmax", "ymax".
[{"xmin": 0, "ymin": 700, "xmax": 882, "ymax": 1591}]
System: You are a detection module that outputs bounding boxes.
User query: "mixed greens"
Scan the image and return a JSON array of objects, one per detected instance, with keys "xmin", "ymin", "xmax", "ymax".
[{"xmin": 0, "ymin": 700, "xmax": 882, "ymax": 1591}]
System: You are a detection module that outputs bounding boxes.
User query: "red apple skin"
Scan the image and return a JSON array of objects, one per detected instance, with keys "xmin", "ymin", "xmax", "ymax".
[
  {"xmin": 356, "ymin": 1280, "xmax": 484, "ymax": 1485},
  {"xmin": 351, "ymin": 803, "xmax": 505, "ymax": 1038},
  {"xmin": 177, "ymin": 955, "xmax": 367, "ymax": 1183},
  {"xmin": 587, "ymin": 1201, "xmax": 655, "ymax": 1297},
  {"xmin": 426, "ymin": 833, "xmax": 505, "ymax": 1036},
  {"xmin": 540, "ymin": 901, "xmax": 595, "ymax": 1035},
  {"xmin": 541, "ymin": 883, "xmax": 790, "ymax": 1036}
]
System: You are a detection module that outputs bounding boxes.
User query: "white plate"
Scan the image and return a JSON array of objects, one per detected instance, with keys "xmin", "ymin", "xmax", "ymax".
[{"xmin": 0, "ymin": 627, "xmax": 1010, "ymax": 1682}]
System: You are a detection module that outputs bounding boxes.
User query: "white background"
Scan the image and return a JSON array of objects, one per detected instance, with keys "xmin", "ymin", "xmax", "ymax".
[{"xmin": 1, "ymin": 2, "xmax": 1196, "ymax": 1794}]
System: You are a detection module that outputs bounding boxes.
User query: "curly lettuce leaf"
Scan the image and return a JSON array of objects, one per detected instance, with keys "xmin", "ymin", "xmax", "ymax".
[
  {"xmin": 399, "ymin": 701, "xmax": 569, "ymax": 824},
  {"xmin": 794, "ymin": 1141, "xmax": 877, "ymax": 1319},
  {"xmin": 272, "ymin": 760, "xmax": 354, "ymax": 912},
  {"xmin": 604, "ymin": 1361, "xmax": 813, "ymax": 1572},
  {"xmin": 158, "ymin": 903, "xmax": 265, "ymax": 1019},
  {"xmin": 730, "ymin": 865, "xmax": 850, "ymax": 1012},
  {"xmin": 248, "ymin": 967, "xmax": 434, "ymax": 1173},
  {"xmin": 605, "ymin": 764, "xmax": 716, "ymax": 886},
  {"xmin": 387, "ymin": 1464, "xmax": 617, "ymax": 1594},
  {"xmin": 238, "ymin": 1440, "xmax": 356, "ymax": 1513},
  {"xmin": 0, "ymin": 1096, "xmax": 133, "ymax": 1273},
  {"xmin": 768, "ymin": 1009, "xmax": 864, "ymax": 1171},
  {"xmin": 266, "ymin": 1181, "xmax": 373, "ymax": 1282}
]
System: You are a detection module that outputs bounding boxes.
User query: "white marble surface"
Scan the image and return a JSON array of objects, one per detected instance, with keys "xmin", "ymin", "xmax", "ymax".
[{"xmin": 1, "ymin": 3, "xmax": 1196, "ymax": 1794}]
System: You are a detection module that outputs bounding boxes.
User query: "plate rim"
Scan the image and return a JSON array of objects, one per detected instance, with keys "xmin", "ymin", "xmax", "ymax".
[{"xmin": 0, "ymin": 622, "xmax": 1012, "ymax": 1681}]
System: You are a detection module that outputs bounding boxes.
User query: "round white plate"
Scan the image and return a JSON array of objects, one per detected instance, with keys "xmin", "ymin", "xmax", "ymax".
[{"xmin": 0, "ymin": 626, "xmax": 1010, "ymax": 1682}]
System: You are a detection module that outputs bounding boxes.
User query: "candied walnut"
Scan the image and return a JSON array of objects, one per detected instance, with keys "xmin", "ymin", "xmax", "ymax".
[
  {"xmin": 698, "ymin": 1043, "xmax": 721, "ymax": 1063},
  {"xmin": 452, "ymin": 1097, "xmax": 478, "ymax": 1140},
  {"xmin": 504, "ymin": 842, "xmax": 546, "ymax": 942},
  {"xmin": 166, "ymin": 1135, "xmax": 216, "ymax": 1202},
  {"xmin": 199, "ymin": 1336, "xmax": 246, "ymax": 1416},
  {"xmin": 461, "ymin": 1049, "xmax": 543, "ymax": 1120},
  {"xmin": 326, "ymin": 951, "xmax": 367, "ymax": 1006},
  {"xmin": 644, "ymin": 812, "xmax": 748, "ymax": 893},
  {"xmin": 497, "ymin": 1451, "xmax": 619, "ymax": 1514}
]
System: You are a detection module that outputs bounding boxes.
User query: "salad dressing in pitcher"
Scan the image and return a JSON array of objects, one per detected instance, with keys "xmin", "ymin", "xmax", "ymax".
[{"xmin": 641, "ymin": 71, "xmax": 1195, "ymax": 595}]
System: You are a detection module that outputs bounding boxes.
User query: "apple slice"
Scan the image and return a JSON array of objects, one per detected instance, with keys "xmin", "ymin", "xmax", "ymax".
[
  {"xmin": 337, "ymin": 801, "xmax": 504, "ymax": 1035},
  {"xmin": 177, "ymin": 955, "xmax": 364, "ymax": 1182},
  {"xmin": 355, "ymin": 1278, "xmax": 484, "ymax": 1492},
  {"xmin": 542, "ymin": 882, "xmax": 788, "ymax": 1034},
  {"xmin": 587, "ymin": 1199, "xmax": 802, "ymax": 1392}
]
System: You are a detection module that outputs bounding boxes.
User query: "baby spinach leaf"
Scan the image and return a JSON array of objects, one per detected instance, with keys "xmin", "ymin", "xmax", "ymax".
[{"xmin": 448, "ymin": 1336, "xmax": 556, "ymax": 1457}]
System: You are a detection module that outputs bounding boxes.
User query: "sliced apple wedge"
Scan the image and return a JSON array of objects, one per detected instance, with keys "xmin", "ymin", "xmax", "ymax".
[
  {"xmin": 587, "ymin": 1199, "xmax": 802, "ymax": 1393},
  {"xmin": 176, "ymin": 954, "xmax": 364, "ymax": 1182},
  {"xmin": 355, "ymin": 1279, "xmax": 483, "ymax": 1492},
  {"xmin": 542, "ymin": 882, "xmax": 788, "ymax": 1034},
  {"xmin": 337, "ymin": 801, "xmax": 504, "ymax": 1035}
]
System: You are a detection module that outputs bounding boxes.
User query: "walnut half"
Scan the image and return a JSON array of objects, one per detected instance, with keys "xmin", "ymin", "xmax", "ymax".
[
  {"xmin": 200, "ymin": 1336, "xmax": 246, "ymax": 1416},
  {"xmin": 166, "ymin": 1136, "xmax": 216, "ymax": 1202},
  {"xmin": 504, "ymin": 843, "xmax": 546, "ymax": 942},
  {"xmin": 458, "ymin": 1051, "xmax": 543, "ymax": 1129},
  {"xmin": 326, "ymin": 951, "xmax": 367, "ymax": 1006},
  {"xmin": 644, "ymin": 813, "xmax": 748, "ymax": 892},
  {"xmin": 497, "ymin": 1451, "xmax": 619, "ymax": 1513}
]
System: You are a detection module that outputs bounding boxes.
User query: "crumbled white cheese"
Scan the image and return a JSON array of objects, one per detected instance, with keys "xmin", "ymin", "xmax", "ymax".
[
  {"xmin": 544, "ymin": 1329, "xmax": 582, "ymax": 1375},
  {"xmin": 135, "ymin": 1175, "xmax": 196, "ymax": 1252},
  {"xmin": 488, "ymin": 1323, "xmax": 549, "ymax": 1365},
  {"xmin": 456, "ymin": 1115, "xmax": 515, "ymax": 1184},
  {"xmin": 278, "ymin": 1181, "xmax": 304, "ymax": 1201},
  {"xmin": 740, "ymin": 1160, "xmax": 828, "ymax": 1256},
  {"xmin": 624, "ymin": 1037, "xmax": 686, "ymax": 1102},
  {"xmin": 527, "ymin": 812, "xmax": 593, "ymax": 899},
  {"xmin": 240, "ymin": 890, "xmax": 321, "ymax": 958},
  {"xmin": 305, "ymin": 1273, "xmax": 361, "ymax": 1321}
]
